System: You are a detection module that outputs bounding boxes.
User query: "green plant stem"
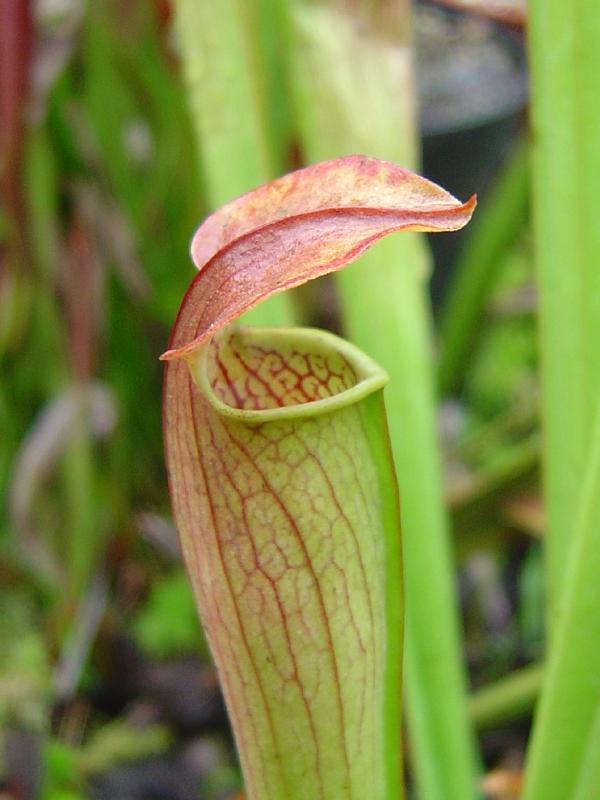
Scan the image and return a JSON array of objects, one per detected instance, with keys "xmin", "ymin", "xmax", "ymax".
[
  {"xmin": 572, "ymin": 702, "xmax": 600, "ymax": 800},
  {"xmin": 522, "ymin": 404, "xmax": 600, "ymax": 798},
  {"xmin": 63, "ymin": 392, "xmax": 96, "ymax": 601},
  {"xmin": 438, "ymin": 140, "xmax": 529, "ymax": 396},
  {"xmin": 469, "ymin": 663, "xmax": 542, "ymax": 730},
  {"xmin": 528, "ymin": 0, "xmax": 600, "ymax": 620},
  {"xmin": 173, "ymin": 0, "xmax": 294, "ymax": 328},
  {"xmin": 285, "ymin": 3, "xmax": 478, "ymax": 797}
]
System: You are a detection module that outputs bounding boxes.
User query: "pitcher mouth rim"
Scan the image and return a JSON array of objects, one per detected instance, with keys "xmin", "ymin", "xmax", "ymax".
[{"xmin": 189, "ymin": 325, "xmax": 389, "ymax": 424}]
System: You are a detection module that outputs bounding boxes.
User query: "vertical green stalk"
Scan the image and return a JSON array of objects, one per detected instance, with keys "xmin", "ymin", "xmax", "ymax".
[
  {"xmin": 284, "ymin": 3, "xmax": 478, "ymax": 797},
  {"xmin": 172, "ymin": 0, "xmax": 294, "ymax": 327},
  {"xmin": 528, "ymin": 0, "xmax": 600, "ymax": 617},
  {"xmin": 63, "ymin": 398, "xmax": 96, "ymax": 600},
  {"xmin": 522, "ymin": 405, "xmax": 600, "ymax": 798},
  {"xmin": 572, "ymin": 702, "xmax": 600, "ymax": 800}
]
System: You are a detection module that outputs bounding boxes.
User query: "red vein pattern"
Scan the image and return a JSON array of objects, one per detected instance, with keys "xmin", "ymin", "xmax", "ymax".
[
  {"xmin": 162, "ymin": 156, "xmax": 475, "ymax": 797},
  {"xmin": 161, "ymin": 155, "xmax": 475, "ymax": 362},
  {"xmin": 165, "ymin": 329, "xmax": 394, "ymax": 799}
]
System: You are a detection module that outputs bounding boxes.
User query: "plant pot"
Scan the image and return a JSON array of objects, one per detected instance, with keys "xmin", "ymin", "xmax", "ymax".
[{"xmin": 416, "ymin": 2, "xmax": 528, "ymax": 303}]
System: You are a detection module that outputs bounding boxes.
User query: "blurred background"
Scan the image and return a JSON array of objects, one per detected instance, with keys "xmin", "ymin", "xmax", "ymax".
[{"xmin": 2, "ymin": 1, "xmax": 537, "ymax": 798}]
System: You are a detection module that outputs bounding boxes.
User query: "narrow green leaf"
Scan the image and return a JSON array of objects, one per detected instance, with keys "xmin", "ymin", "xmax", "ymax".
[
  {"xmin": 528, "ymin": 0, "xmax": 600, "ymax": 618},
  {"xmin": 572, "ymin": 702, "xmax": 600, "ymax": 800},
  {"xmin": 522, "ymin": 405, "xmax": 600, "ymax": 798},
  {"xmin": 469, "ymin": 662, "xmax": 543, "ymax": 730},
  {"xmin": 438, "ymin": 140, "xmax": 529, "ymax": 396}
]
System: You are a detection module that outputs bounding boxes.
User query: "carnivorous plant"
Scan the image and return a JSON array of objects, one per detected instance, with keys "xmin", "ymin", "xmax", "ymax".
[{"xmin": 162, "ymin": 155, "xmax": 474, "ymax": 799}]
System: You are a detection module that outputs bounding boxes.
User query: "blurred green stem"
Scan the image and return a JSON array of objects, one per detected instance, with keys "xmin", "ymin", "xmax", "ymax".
[
  {"xmin": 172, "ymin": 0, "xmax": 294, "ymax": 327},
  {"xmin": 469, "ymin": 662, "xmax": 542, "ymax": 730},
  {"xmin": 63, "ymin": 392, "xmax": 96, "ymax": 601},
  {"xmin": 528, "ymin": 0, "xmax": 600, "ymax": 620},
  {"xmin": 438, "ymin": 140, "xmax": 529, "ymax": 396},
  {"xmin": 572, "ymin": 702, "xmax": 600, "ymax": 800},
  {"xmin": 285, "ymin": 2, "xmax": 479, "ymax": 797},
  {"xmin": 522, "ymin": 404, "xmax": 600, "ymax": 798}
]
